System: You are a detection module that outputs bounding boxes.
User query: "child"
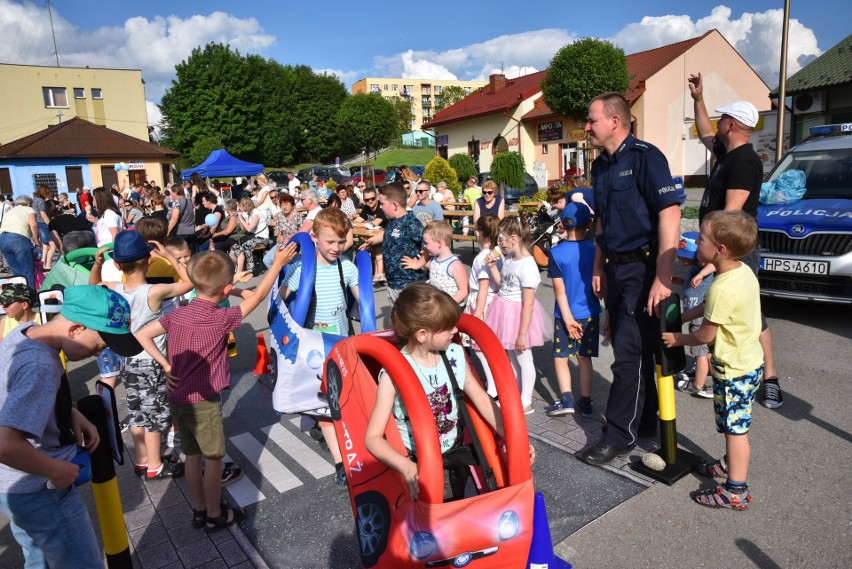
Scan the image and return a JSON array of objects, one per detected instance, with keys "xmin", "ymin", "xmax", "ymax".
[
  {"xmin": 463, "ymin": 214, "xmax": 501, "ymax": 396},
  {"xmin": 360, "ymin": 182, "xmax": 424, "ymax": 305},
  {"xmin": 662, "ymin": 210, "xmax": 763, "ymax": 510},
  {"xmin": 673, "ymin": 231, "xmax": 715, "ymax": 398},
  {"xmin": 484, "ymin": 216, "xmax": 550, "ymax": 414},
  {"xmin": 135, "ymin": 217, "xmax": 180, "ymax": 285},
  {"xmin": 545, "ymin": 203, "xmax": 601, "ymax": 417},
  {"xmin": 90, "ymin": 230, "xmax": 194, "ymax": 480},
  {"xmin": 280, "ymin": 208, "xmax": 359, "ymax": 486},
  {"xmin": 137, "ymin": 244, "xmax": 297, "ymax": 531},
  {"xmin": 165, "ymin": 236, "xmax": 191, "ymax": 269},
  {"xmin": 0, "ymin": 284, "xmax": 40, "ymax": 341},
  {"xmin": 402, "ymin": 221, "xmax": 468, "ymax": 305},
  {"xmin": 365, "ymin": 282, "xmax": 534, "ymax": 501}
]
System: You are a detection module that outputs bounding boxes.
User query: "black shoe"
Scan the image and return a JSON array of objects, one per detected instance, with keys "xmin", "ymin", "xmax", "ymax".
[
  {"xmin": 145, "ymin": 460, "xmax": 184, "ymax": 480},
  {"xmin": 334, "ymin": 463, "xmax": 347, "ymax": 487},
  {"xmin": 579, "ymin": 442, "xmax": 629, "ymax": 466}
]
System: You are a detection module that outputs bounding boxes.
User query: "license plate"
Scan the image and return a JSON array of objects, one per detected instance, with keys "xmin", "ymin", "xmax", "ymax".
[{"xmin": 760, "ymin": 257, "xmax": 830, "ymax": 275}]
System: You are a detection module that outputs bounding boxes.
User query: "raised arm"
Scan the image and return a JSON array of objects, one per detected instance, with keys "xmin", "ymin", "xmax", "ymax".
[{"xmin": 689, "ymin": 72, "xmax": 715, "ymax": 151}]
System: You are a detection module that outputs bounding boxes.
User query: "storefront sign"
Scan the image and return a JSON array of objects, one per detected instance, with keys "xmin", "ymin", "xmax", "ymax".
[
  {"xmin": 567, "ymin": 129, "xmax": 587, "ymax": 141},
  {"xmin": 538, "ymin": 121, "xmax": 563, "ymax": 142},
  {"xmin": 128, "ymin": 161, "xmax": 145, "ymax": 170}
]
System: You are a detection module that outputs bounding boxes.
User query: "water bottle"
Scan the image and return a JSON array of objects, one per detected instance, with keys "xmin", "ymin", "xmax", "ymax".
[{"xmin": 457, "ymin": 191, "xmax": 463, "ymax": 202}]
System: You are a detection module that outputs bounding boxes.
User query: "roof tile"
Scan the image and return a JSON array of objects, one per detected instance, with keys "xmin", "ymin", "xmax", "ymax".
[{"xmin": 771, "ymin": 34, "xmax": 852, "ymax": 96}]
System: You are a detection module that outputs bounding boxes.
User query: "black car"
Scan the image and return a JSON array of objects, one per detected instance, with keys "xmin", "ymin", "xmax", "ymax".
[
  {"xmin": 477, "ymin": 171, "xmax": 539, "ymax": 203},
  {"xmin": 297, "ymin": 165, "xmax": 351, "ymax": 184},
  {"xmin": 266, "ymin": 171, "xmax": 290, "ymax": 187}
]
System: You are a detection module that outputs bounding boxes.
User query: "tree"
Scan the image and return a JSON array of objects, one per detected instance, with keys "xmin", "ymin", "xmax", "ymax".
[
  {"xmin": 434, "ymin": 85, "xmax": 468, "ymax": 113},
  {"xmin": 423, "ymin": 156, "xmax": 462, "ymax": 195},
  {"xmin": 540, "ymin": 38, "xmax": 629, "ymax": 121},
  {"xmin": 185, "ymin": 135, "xmax": 224, "ymax": 169},
  {"xmin": 391, "ymin": 97, "xmax": 415, "ymax": 138},
  {"xmin": 490, "ymin": 152, "xmax": 526, "ymax": 197},
  {"xmin": 336, "ymin": 94, "xmax": 398, "ymax": 181},
  {"xmin": 448, "ymin": 154, "xmax": 477, "ymax": 183}
]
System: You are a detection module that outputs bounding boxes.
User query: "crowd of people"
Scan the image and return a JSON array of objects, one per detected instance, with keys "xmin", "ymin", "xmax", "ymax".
[{"xmin": 0, "ymin": 73, "xmax": 784, "ymax": 565}]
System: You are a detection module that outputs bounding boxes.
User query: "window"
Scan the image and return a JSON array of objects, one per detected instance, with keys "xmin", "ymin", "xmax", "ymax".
[
  {"xmin": 42, "ymin": 87, "xmax": 68, "ymax": 108},
  {"xmin": 434, "ymin": 85, "xmax": 442, "ymax": 94},
  {"xmin": 383, "ymin": 84, "xmax": 388, "ymax": 91},
  {"xmin": 464, "ymin": 87, "xmax": 472, "ymax": 94},
  {"xmin": 392, "ymin": 84, "xmax": 398, "ymax": 92},
  {"xmin": 369, "ymin": 84, "xmax": 380, "ymax": 93},
  {"xmin": 91, "ymin": 88, "xmax": 102, "ymax": 99},
  {"xmin": 73, "ymin": 88, "xmax": 85, "ymax": 99},
  {"xmin": 542, "ymin": 144, "xmax": 549, "ymax": 154},
  {"xmin": 32, "ymin": 173, "xmax": 58, "ymax": 194}
]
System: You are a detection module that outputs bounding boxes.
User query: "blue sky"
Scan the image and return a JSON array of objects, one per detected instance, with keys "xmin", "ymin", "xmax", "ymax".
[{"xmin": 0, "ymin": 0, "xmax": 846, "ymax": 127}]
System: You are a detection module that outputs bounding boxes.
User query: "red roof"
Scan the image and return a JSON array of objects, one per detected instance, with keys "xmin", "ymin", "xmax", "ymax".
[
  {"xmin": 623, "ymin": 31, "xmax": 710, "ymax": 103},
  {"xmin": 0, "ymin": 117, "xmax": 179, "ymax": 159}
]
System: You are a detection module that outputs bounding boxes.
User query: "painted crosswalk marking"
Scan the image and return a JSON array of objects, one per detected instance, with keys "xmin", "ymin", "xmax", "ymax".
[
  {"xmin": 261, "ymin": 423, "xmax": 335, "ymax": 479},
  {"xmin": 228, "ymin": 432, "xmax": 302, "ymax": 505}
]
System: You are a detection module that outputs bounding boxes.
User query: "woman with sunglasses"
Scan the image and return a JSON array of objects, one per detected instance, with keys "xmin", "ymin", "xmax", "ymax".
[{"xmin": 473, "ymin": 180, "xmax": 505, "ymax": 224}]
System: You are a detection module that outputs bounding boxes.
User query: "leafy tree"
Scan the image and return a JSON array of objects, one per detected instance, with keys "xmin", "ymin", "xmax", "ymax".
[
  {"xmin": 541, "ymin": 38, "xmax": 629, "ymax": 121},
  {"xmin": 490, "ymin": 152, "xmax": 526, "ymax": 196},
  {"xmin": 290, "ymin": 67, "xmax": 349, "ymax": 164},
  {"xmin": 448, "ymin": 154, "xmax": 477, "ymax": 183},
  {"xmin": 434, "ymin": 85, "xmax": 468, "ymax": 113},
  {"xmin": 336, "ymin": 94, "xmax": 398, "ymax": 181},
  {"xmin": 391, "ymin": 98, "xmax": 415, "ymax": 137},
  {"xmin": 185, "ymin": 135, "xmax": 224, "ymax": 169},
  {"xmin": 423, "ymin": 156, "xmax": 462, "ymax": 195}
]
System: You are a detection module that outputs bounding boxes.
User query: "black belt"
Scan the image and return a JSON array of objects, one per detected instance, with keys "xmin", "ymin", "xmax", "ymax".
[{"xmin": 606, "ymin": 243, "xmax": 657, "ymax": 265}]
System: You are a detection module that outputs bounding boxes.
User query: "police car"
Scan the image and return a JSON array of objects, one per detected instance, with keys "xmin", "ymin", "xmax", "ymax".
[{"xmin": 757, "ymin": 123, "xmax": 852, "ymax": 303}]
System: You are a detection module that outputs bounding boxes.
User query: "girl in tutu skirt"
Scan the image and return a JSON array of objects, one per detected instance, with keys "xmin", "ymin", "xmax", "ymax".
[
  {"xmin": 484, "ymin": 215, "xmax": 550, "ymax": 413},
  {"xmin": 463, "ymin": 214, "xmax": 501, "ymax": 397}
]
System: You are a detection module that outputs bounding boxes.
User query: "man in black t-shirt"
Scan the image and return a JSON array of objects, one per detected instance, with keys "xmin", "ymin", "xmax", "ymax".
[
  {"xmin": 690, "ymin": 71, "xmax": 783, "ymax": 409},
  {"xmin": 48, "ymin": 211, "xmax": 95, "ymax": 253},
  {"xmin": 352, "ymin": 187, "xmax": 387, "ymax": 228}
]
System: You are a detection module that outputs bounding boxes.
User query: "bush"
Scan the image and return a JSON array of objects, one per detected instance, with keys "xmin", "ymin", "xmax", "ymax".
[
  {"xmin": 490, "ymin": 152, "xmax": 526, "ymax": 191},
  {"xmin": 521, "ymin": 189, "xmax": 549, "ymax": 203},
  {"xmin": 423, "ymin": 156, "xmax": 462, "ymax": 195},
  {"xmin": 324, "ymin": 179, "xmax": 337, "ymax": 192},
  {"xmin": 682, "ymin": 205, "xmax": 698, "ymax": 219},
  {"xmin": 448, "ymin": 154, "xmax": 477, "ymax": 183}
]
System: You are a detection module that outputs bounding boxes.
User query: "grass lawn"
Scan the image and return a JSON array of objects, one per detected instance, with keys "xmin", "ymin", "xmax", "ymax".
[{"xmin": 370, "ymin": 148, "xmax": 436, "ymax": 170}]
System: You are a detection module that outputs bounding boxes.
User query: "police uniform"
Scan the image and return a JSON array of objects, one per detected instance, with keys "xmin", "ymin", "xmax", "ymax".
[{"xmin": 592, "ymin": 134, "xmax": 680, "ymax": 451}]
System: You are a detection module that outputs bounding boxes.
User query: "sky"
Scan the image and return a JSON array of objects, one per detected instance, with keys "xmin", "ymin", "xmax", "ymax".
[{"xmin": 0, "ymin": 0, "xmax": 847, "ymax": 133}]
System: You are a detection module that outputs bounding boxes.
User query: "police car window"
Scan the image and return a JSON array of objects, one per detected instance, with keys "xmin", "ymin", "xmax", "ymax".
[{"xmin": 769, "ymin": 149, "xmax": 852, "ymax": 198}]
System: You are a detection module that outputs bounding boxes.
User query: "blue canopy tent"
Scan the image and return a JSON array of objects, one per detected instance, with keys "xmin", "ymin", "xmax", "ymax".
[{"xmin": 180, "ymin": 149, "xmax": 264, "ymax": 180}]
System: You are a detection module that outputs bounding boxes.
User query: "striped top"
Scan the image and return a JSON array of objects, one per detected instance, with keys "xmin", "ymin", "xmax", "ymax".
[{"xmin": 286, "ymin": 257, "xmax": 358, "ymax": 336}]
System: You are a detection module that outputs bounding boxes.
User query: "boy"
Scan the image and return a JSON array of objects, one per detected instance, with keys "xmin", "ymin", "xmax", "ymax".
[
  {"xmin": 135, "ymin": 217, "xmax": 180, "ymax": 285},
  {"xmin": 402, "ymin": 221, "xmax": 468, "ymax": 305},
  {"xmin": 662, "ymin": 210, "xmax": 763, "ymax": 510},
  {"xmin": 545, "ymin": 203, "xmax": 601, "ymax": 417},
  {"xmin": 672, "ymin": 232, "xmax": 715, "ymax": 398},
  {"xmin": 0, "ymin": 284, "xmax": 40, "ymax": 341},
  {"xmin": 91, "ymin": 230, "xmax": 194, "ymax": 480},
  {"xmin": 280, "ymin": 208, "xmax": 359, "ymax": 486},
  {"xmin": 360, "ymin": 182, "xmax": 425, "ymax": 304},
  {"xmin": 137, "ymin": 244, "xmax": 297, "ymax": 531}
]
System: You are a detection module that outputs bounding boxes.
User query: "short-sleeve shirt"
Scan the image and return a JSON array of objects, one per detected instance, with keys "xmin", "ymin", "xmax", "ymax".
[
  {"xmin": 547, "ymin": 240, "xmax": 601, "ymax": 320},
  {"xmin": 286, "ymin": 258, "xmax": 358, "ymax": 335},
  {"xmin": 48, "ymin": 213, "xmax": 90, "ymax": 237},
  {"xmin": 96, "ymin": 209, "xmax": 123, "ymax": 246},
  {"xmin": 463, "ymin": 187, "xmax": 482, "ymax": 208},
  {"xmin": 390, "ymin": 342, "xmax": 466, "ymax": 454},
  {"xmin": 498, "ymin": 255, "xmax": 540, "ymax": 302},
  {"xmin": 467, "ymin": 247, "xmax": 500, "ymax": 294},
  {"xmin": 0, "ymin": 205, "xmax": 36, "ymax": 238},
  {"xmin": 359, "ymin": 204, "xmax": 387, "ymax": 226},
  {"xmin": 412, "ymin": 201, "xmax": 444, "ymax": 225},
  {"xmin": 704, "ymin": 264, "xmax": 764, "ymax": 378},
  {"xmin": 699, "ymin": 143, "xmax": 763, "ymax": 223},
  {"xmin": 592, "ymin": 134, "xmax": 679, "ymax": 253},
  {"xmin": 0, "ymin": 324, "xmax": 74, "ymax": 493},
  {"xmin": 170, "ymin": 197, "xmax": 195, "ymax": 236},
  {"xmin": 383, "ymin": 212, "xmax": 425, "ymax": 289},
  {"xmin": 159, "ymin": 299, "xmax": 242, "ymax": 405}
]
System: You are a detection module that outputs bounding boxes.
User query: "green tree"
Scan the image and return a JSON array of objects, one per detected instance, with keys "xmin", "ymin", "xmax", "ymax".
[
  {"xmin": 391, "ymin": 98, "xmax": 415, "ymax": 138},
  {"xmin": 184, "ymin": 135, "xmax": 224, "ymax": 169},
  {"xmin": 336, "ymin": 94, "xmax": 398, "ymax": 182},
  {"xmin": 490, "ymin": 152, "xmax": 526, "ymax": 196},
  {"xmin": 448, "ymin": 153, "xmax": 477, "ymax": 183},
  {"xmin": 423, "ymin": 156, "xmax": 462, "ymax": 195},
  {"xmin": 290, "ymin": 67, "xmax": 349, "ymax": 164},
  {"xmin": 540, "ymin": 38, "xmax": 629, "ymax": 121},
  {"xmin": 434, "ymin": 85, "xmax": 468, "ymax": 113}
]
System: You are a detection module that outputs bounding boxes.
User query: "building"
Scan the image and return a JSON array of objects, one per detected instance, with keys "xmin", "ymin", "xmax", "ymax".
[
  {"xmin": 351, "ymin": 77, "xmax": 487, "ymax": 134},
  {"xmin": 0, "ymin": 63, "xmax": 150, "ymax": 144},
  {"xmin": 425, "ymin": 30, "xmax": 772, "ymax": 187},
  {"xmin": 0, "ymin": 117, "xmax": 179, "ymax": 200},
  {"xmin": 770, "ymin": 33, "xmax": 852, "ymax": 144}
]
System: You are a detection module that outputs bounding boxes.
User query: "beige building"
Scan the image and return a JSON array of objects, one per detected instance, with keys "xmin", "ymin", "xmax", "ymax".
[
  {"xmin": 351, "ymin": 77, "xmax": 487, "ymax": 132},
  {"xmin": 0, "ymin": 63, "xmax": 150, "ymax": 145}
]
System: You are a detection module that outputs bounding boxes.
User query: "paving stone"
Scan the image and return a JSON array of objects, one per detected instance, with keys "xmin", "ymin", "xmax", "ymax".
[
  {"xmin": 144, "ymin": 476, "xmax": 179, "ymax": 495},
  {"xmin": 539, "ymin": 429, "xmax": 568, "ymax": 445},
  {"xmin": 229, "ymin": 562, "xmax": 255, "ymax": 569},
  {"xmin": 214, "ymin": 538, "xmax": 248, "ymax": 567},
  {"xmin": 129, "ymin": 520, "xmax": 170, "ymax": 551},
  {"xmin": 158, "ymin": 502, "xmax": 194, "ymax": 529},
  {"xmin": 118, "ymin": 473, "xmax": 146, "ymax": 497},
  {"xmin": 166, "ymin": 519, "xmax": 208, "ymax": 548},
  {"xmin": 177, "ymin": 537, "xmax": 222, "ymax": 567},
  {"xmin": 150, "ymin": 486, "xmax": 188, "ymax": 509},
  {"xmin": 125, "ymin": 504, "xmax": 158, "ymax": 532},
  {"xmin": 136, "ymin": 541, "xmax": 180, "ymax": 569}
]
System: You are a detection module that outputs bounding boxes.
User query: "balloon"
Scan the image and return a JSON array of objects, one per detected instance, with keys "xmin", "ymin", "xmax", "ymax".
[
  {"xmin": 121, "ymin": 162, "xmax": 129, "ymax": 171},
  {"xmin": 114, "ymin": 163, "xmax": 121, "ymax": 171},
  {"xmin": 205, "ymin": 213, "xmax": 219, "ymax": 228}
]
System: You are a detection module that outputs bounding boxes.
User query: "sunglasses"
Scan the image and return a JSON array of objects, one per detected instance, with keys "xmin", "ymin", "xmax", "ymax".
[
  {"xmin": 482, "ymin": 191, "xmax": 494, "ymax": 195},
  {"xmin": 364, "ymin": 197, "xmax": 376, "ymax": 202},
  {"xmin": 415, "ymin": 189, "xmax": 428, "ymax": 194}
]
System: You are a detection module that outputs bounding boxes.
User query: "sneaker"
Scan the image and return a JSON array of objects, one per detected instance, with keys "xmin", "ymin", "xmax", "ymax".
[
  {"xmin": 523, "ymin": 405, "xmax": 535, "ymax": 415},
  {"xmin": 674, "ymin": 367, "xmax": 696, "ymax": 384},
  {"xmin": 761, "ymin": 379, "xmax": 784, "ymax": 409},
  {"xmin": 145, "ymin": 460, "xmax": 184, "ymax": 480},
  {"xmin": 576, "ymin": 397, "xmax": 594, "ymax": 417},
  {"xmin": 334, "ymin": 463, "xmax": 347, "ymax": 487},
  {"xmin": 676, "ymin": 378, "xmax": 701, "ymax": 395},
  {"xmin": 166, "ymin": 431, "xmax": 180, "ymax": 449},
  {"xmin": 695, "ymin": 385, "xmax": 714, "ymax": 399},
  {"xmin": 545, "ymin": 395, "xmax": 574, "ymax": 417},
  {"xmin": 221, "ymin": 463, "xmax": 243, "ymax": 486}
]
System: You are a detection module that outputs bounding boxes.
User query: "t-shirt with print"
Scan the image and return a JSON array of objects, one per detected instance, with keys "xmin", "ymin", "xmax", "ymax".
[
  {"xmin": 390, "ymin": 342, "xmax": 466, "ymax": 454},
  {"xmin": 383, "ymin": 212, "xmax": 425, "ymax": 289},
  {"xmin": 411, "ymin": 201, "xmax": 444, "ymax": 225},
  {"xmin": 286, "ymin": 257, "xmax": 358, "ymax": 335},
  {"xmin": 0, "ymin": 324, "xmax": 74, "ymax": 493},
  {"xmin": 497, "ymin": 255, "xmax": 540, "ymax": 302},
  {"xmin": 547, "ymin": 240, "xmax": 601, "ymax": 320},
  {"xmin": 467, "ymin": 247, "xmax": 500, "ymax": 295},
  {"xmin": 704, "ymin": 263, "xmax": 763, "ymax": 379},
  {"xmin": 359, "ymin": 204, "xmax": 387, "ymax": 226}
]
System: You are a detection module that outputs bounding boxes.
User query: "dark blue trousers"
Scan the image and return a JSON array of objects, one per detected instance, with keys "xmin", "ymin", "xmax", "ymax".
[{"xmin": 603, "ymin": 260, "xmax": 660, "ymax": 450}]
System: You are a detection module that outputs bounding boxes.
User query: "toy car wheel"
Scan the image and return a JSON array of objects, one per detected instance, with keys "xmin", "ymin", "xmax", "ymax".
[
  {"xmin": 326, "ymin": 360, "xmax": 343, "ymax": 421},
  {"xmin": 354, "ymin": 491, "xmax": 390, "ymax": 567}
]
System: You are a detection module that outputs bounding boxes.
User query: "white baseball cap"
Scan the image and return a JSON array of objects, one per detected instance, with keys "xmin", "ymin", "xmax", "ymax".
[{"xmin": 715, "ymin": 101, "xmax": 759, "ymax": 128}]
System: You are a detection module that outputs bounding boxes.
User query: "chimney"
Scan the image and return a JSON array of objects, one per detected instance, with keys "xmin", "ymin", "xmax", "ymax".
[{"xmin": 489, "ymin": 74, "xmax": 507, "ymax": 94}]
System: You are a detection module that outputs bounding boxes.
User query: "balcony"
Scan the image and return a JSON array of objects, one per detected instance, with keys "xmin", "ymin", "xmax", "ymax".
[{"xmin": 422, "ymin": 101, "xmax": 432, "ymax": 108}]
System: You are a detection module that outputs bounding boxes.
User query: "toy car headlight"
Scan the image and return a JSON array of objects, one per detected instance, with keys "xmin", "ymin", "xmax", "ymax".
[
  {"xmin": 410, "ymin": 531, "xmax": 437, "ymax": 560},
  {"xmin": 498, "ymin": 510, "xmax": 519, "ymax": 540}
]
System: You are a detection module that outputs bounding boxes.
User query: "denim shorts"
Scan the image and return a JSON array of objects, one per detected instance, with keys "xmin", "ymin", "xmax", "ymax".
[
  {"xmin": 36, "ymin": 222, "xmax": 51, "ymax": 244},
  {"xmin": 712, "ymin": 364, "xmax": 764, "ymax": 435},
  {"xmin": 96, "ymin": 347, "xmax": 124, "ymax": 378}
]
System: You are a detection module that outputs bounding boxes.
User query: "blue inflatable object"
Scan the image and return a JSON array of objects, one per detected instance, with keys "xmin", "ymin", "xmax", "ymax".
[
  {"xmin": 284, "ymin": 232, "xmax": 316, "ymax": 326},
  {"xmin": 353, "ymin": 250, "xmax": 376, "ymax": 333}
]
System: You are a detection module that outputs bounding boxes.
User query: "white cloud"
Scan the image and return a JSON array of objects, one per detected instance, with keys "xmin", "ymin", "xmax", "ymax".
[
  {"xmin": 400, "ymin": 50, "xmax": 457, "ymax": 80},
  {"xmin": 146, "ymin": 100, "xmax": 163, "ymax": 139}
]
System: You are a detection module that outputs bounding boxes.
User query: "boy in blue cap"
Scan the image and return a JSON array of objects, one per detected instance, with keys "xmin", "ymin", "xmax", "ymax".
[
  {"xmin": 0, "ymin": 285, "xmax": 141, "ymax": 567},
  {"xmin": 545, "ymin": 202, "xmax": 601, "ymax": 417}
]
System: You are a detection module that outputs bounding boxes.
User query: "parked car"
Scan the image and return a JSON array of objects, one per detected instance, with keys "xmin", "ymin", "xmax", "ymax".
[
  {"xmin": 343, "ymin": 167, "xmax": 387, "ymax": 187},
  {"xmin": 756, "ymin": 122, "xmax": 852, "ymax": 303},
  {"xmin": 297, "ymin": 165, "xmax": 351, "ymax": 184},
  {"xmin": 384, "ymin": 165, "xmax": 425, "ymax": 184},
  {"xmin": 266, "ymin": 171, "xmax": 290, "ymax": 187},
  {"xmin": 477, "ymin": 171, "xmax": 539, "ymax": 203}
]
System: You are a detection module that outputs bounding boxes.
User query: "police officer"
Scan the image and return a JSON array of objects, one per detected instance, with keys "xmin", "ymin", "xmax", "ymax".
[{"xmin": 580, "ymin": 92, "xmax": 682, "ymax": 465}]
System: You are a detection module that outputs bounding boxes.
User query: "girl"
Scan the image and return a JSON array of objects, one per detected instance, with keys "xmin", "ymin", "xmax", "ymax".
[
  {"xmin": 89, "ymin": 187, "xmax": 124, "ymax": 247},
  {"xmin": 463, "ymin": 214, "xmax": 501, "ymax": 397},
  {"xmin": 484, "ymin": 215, "xmax": 550, "ymax": 413},
  {"xmin": 365, "ymin": 282, "xmax": 533, "ymax": 502}
]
